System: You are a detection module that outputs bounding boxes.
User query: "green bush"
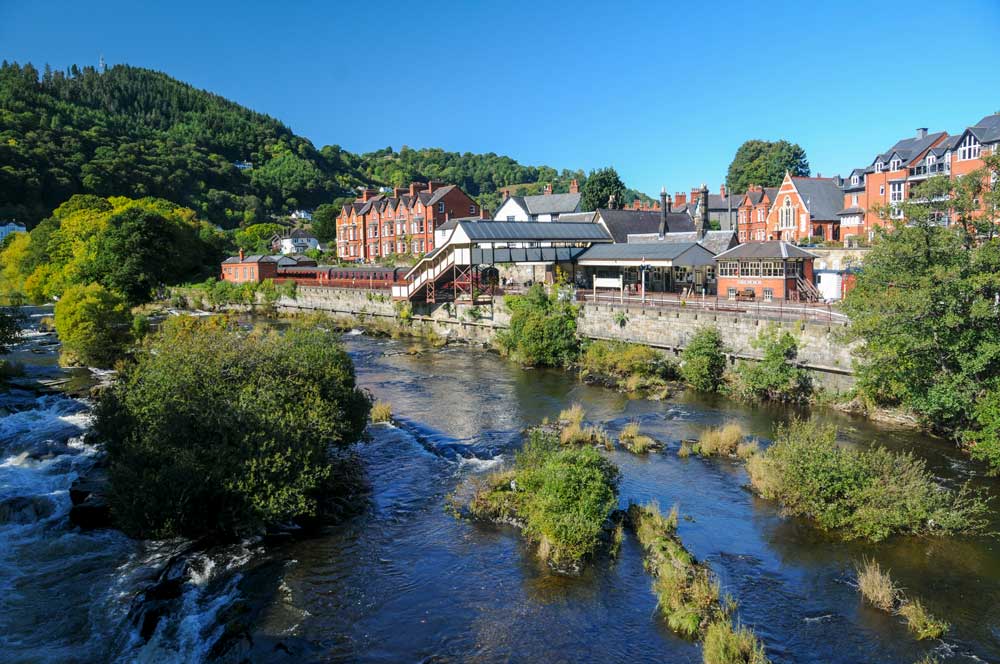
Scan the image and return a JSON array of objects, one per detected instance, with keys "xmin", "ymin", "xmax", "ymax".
[
  {"xmin": 735, "ymin": 326, "xmax": 811, "ymax": 402},
  {"xmin": 94, "ymin": 318, "xmax": 371, "ymax": 539},
  {"xmin": 965, "ymin": 383, "xmax": 1000, "ymax": 473},
  {"xmin": 680, "ymin": 326, "xmax": 728, "ymax": 392},
  {"xmin": 747, "ymin": 418, "xmax": 990, "ymax": 542},
  {"xmin": 580, "ymin": 339, "xmax": 677, "ymax": 382},
  {"xmin": 496, "ymin": 284, "xmax": 579, "ymax": 367},
  {"xmin": 469, "ymin": 430, "xmax": 619, "ymax": 569},
  {"xmin": 54, "ymin": 283, "xmax": 133, "ymax": 367}
]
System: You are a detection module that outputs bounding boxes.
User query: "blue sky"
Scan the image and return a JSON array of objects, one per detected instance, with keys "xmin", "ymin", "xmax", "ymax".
[{"xmin": 3, "ymin": 0, "xmax": 999, "ymax": 195}]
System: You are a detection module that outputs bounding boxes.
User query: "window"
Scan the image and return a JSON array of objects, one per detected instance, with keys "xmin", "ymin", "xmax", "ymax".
[
  {"xmin": 469, "ymin": 205, "xmax": 476, "ymax": 215},
  {"xmin": 763, "ymin": 288, "xmax": 773, "ymax": 302},
  {"xmin": 384, "ymin": 242, "xmax": 391, "ymax": 255},
  {"xmin": 762, "ymin": 261, "xmax": 784, "ymax": 277},
  {"xmin": 779, "ymin": 197, "xmax": 795, "ymax": 229},
  {"xmin": 438, "ymin": 202, "xmax": 445, "ymax": 213},
  {"xmin": 889, "ymin": 182, "xmax": 905, "ymax": 203},
  {"xmin": 739, "ymin": 231, "xmax": 746, "ymax": 242},
  {"xmin": 757, "ymin": 208, "xmax": 765, "ymax": 222},
  {"xmin": 879, "ymin": 185, "xmax": 885, "ymax": 196},
  {"xmin": 851, "ymin": 174, "xmax": 859, "ymax": 186},
  {"xmin": 506, "ymin": 215, "xmax": 515, "ymax": 221},
  {"xmin": 727, "ymin": 288, "xmax": 737, "ymax": 300},
  {"xmin": 889, "ymin": 157, "xmax": 902, "ymax": 171},
  {"xmin": 718, "ymin": 261, "xmax": 739, "ymax": 277},
  {"xmin": 875, "ymin": 161, "xmax": 884, "ymax": 173},
  {"xmin": 743, "ymin": 261, "xmax": 761, "ymax": 277},
  {"xmin": 739, "ymin": 211, "xmax": 746, "ymax": 224},
  {"xmin": 412, "ymin": 240, "xmax": 419, "ymax": 253},
  {"xmin": 927, "ymin": 155, "xmax": 936, "ymax": 166},
  {"xmin": 958, "ymin": 134, "xmax": 981, "ymax": 161},
  {"xmin": 851, "ymin": 194, "xmax": 859, "ymax": 206}
]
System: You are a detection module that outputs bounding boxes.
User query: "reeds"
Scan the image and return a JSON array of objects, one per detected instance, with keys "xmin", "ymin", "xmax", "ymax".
[{"xmin": 370, "ymin": 400, "xmax": 393, "ymax": 423}]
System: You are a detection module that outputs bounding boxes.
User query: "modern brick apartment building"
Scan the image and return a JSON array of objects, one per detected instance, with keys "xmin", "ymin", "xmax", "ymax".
[{"xmin": 336, "ymin": 182, "xmax": 482, "ymax": 262}]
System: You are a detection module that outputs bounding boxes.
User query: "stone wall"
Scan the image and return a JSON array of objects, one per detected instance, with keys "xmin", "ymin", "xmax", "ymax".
[{"xmin": 275, "ymin": 287, "xmax": 856, "ymax": 389}]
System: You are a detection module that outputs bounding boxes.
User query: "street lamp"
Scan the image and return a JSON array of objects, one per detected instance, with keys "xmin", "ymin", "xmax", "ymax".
[{"xmin": 639, "ymin": 261, "xmax": 651, "ymax": 304}]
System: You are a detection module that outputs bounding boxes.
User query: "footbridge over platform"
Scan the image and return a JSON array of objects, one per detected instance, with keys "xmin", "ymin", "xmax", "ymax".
[{"xmin": 391, "ymin": 220, "xmax": 613, "ymax": 302}]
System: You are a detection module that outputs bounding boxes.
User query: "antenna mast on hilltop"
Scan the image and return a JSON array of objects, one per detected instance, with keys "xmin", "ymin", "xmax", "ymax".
[{"xmin": 99, "ymin": 54, "xmax": 107, "ymax": 73}]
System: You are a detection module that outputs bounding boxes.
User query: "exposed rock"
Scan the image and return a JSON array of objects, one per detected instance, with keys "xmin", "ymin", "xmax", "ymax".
[
  {"xmin": 69, "ymin": 494, "xmax": 112, "ymax": 529},
  {"xmin": 0, "ymin": 495, "xmax": 56, "ymax": 525},
  {"xmin": 69, "ymin": 467, "xmax": 109, "ymax": 505}
]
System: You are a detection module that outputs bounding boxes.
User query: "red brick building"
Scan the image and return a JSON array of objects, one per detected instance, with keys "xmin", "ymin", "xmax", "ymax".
[
  {"xmin": 220, "ymin": 251, "xmax": 279, "ymax": 283},
  {"xmin": 714, "ymin": 241, "xmax": 818, "ymax": 302},
  {"xmin": 735, "ymin": 185, "xmax": 777, "ymax": 243},
  {"xmin": 336, "ymin": 182, "xmax": 482, "ymax": 262},
  {"xmin": 764, "ymin": 174, "xmax": 844, "ymax": 243}
]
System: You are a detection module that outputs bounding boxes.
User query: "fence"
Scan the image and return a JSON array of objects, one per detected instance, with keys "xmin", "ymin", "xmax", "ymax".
[{"xmin": 576, "ymin": 289, "xmax": 848, "ymax": 325}]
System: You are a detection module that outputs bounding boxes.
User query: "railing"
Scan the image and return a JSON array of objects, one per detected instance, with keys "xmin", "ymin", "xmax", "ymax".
[{"xmin": 576, "ymin": 290, "xmax": 848, "ymax": 324}]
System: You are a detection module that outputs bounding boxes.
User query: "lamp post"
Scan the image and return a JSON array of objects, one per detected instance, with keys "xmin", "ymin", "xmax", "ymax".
[{"xmin": 639, "ymin": 261, "xmax": 651, "ymax": 304}]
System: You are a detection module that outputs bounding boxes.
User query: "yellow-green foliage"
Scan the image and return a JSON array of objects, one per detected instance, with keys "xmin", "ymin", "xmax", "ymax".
[
  {"xmin": 855, "ymin": 558, "xmax": 898, "ymax": 612},
  {"xmin": 557, "ymin": 404, "xmax": 610, "ymax": 448},
  {"xmin": 54, "ymin": 282, "xmax": 132, "ymax": 368},
  {"xmin": 698, "ymin": 424, "xmax": 746, "ymax": 457},
  {"xmin": 620, "ymin": 421, "xmax": 659, "ymax": 454},
  {"xmin": 736, "ymin": 441, "xmax": 759, "ymax": 460},
  {"xmin": 898, "ymin": 599, "xmax": 949, "ymax": 640},
  {"xmin": 370, "ymin": 400, "xmax": 393, "ymax": 423},
  {"xmin": 702, "ymin": 620, "xmax": 771, "ymax": 664},
  {"xmin": 468, "ymin": 430, "xmax": 620, "ymax": 570},
  {"xmin": 678, "ymin": 441, "xmax": 693, "ymax": 458},
  {"xmin": 0, "ymin": 195, "xmax": 224, "ymax": 304},
  {"xmin": 580, "ymin": 339, "xmax": 677, "ymax": 393},
  {"xmin": 628, "ymin": 502, "xmax": 725, "ymax": 639}
]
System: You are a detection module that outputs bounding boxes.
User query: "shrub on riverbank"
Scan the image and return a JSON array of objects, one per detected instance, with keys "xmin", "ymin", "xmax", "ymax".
[
  {"xmin": 95, "ymin": 318, "xmax": 371, "ymax": 539},
  {"xmin": 579, "ymin": 340, "xmax": 677, "ymax": 391},
  {"xmin": 495, "ymin": 284, "xmax": 579, "ymax": 367},
  {"xmin": 681, "ymin": 327, "xmax": 728, "ymax": 392},
  {"xmin": 734, "ymin": 326, "xmax": 811, "ymax": 403},
  {"xmin": 747, "ymin": 418, "xmax": 991, "ymax": 542},
  {"xmin": 54, "ymin": 283, "xmax": 133, "ymax": 368},
  {"xmin": 468, "ymin": 430, "xmax": 619, "ymax": 570}
]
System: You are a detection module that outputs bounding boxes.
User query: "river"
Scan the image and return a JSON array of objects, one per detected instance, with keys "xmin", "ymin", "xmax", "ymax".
[{"xmin": 1, "ymin": 312, "xmax": 998, "ymax": 663}]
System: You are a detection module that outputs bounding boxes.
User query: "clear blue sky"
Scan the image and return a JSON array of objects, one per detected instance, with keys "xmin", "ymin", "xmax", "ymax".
[{"xmin": 3, "ymin": 0, "xmax": 999, "ymax": 195}]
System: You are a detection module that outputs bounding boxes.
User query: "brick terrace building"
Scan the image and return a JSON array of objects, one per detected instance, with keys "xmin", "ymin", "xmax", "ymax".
[
  {"xmin": 736, "ymin": 185, "xmax": 777, "ymax": 243},
  {"xmin": 336, "ymin": 182, "xmax": 482, "ymax": 262}
]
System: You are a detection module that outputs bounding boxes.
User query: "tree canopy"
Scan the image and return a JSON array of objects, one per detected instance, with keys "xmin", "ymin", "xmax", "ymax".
[
  {"xmin": 580, "ymin": 167, "xmax": 627, "ymax": 212},
  {"xmin": 725, "ymin": 140, "xmax": 810, "ymax": 194}
]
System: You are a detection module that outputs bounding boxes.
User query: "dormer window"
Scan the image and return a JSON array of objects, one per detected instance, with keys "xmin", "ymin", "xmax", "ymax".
[
  {"xmin": 851, "ymin": 175, "xmax": 859, "ymax": 186},
  {"xmin": 958, "ymin": 134, "xmax": 981, "ymax": 161},
  {"xmin": 927, "ymin": 155, "xmax": 936, "ymax": 165},
  {"xmin": 889, "ymin": 157, "xmax": 902, "ymax": 171},
  {"xmin": 875, "ymin": 161, "xmax": 884, "ymax": 173}
]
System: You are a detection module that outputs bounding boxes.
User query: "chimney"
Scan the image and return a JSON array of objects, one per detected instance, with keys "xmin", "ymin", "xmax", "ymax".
[
  {"xmin": 697, "ymin": 183, "xmax": 709, "ymax": 240},
  {"xmin": 675, "ymin": 192, "xmax": 686, "ymax": 207},
  {"xmin": 427, "ymin": 181, "xmax": 435, "ymax": 194},
  {"xmin": 633, "ymin": 199, "xmax": 642, "ymax": 210},
  {"xmin": 239, "ymin": 248, "xmax": 244, "ymax": 261},
  {"xmin": 569, "ymin": 179, "xmax": 579, "ymax": 194},
  {"xmin": 503, "ymin": 188, "xmax": 510, "ymax": 200},
  {"xmin": 720, "ymin": 184, "xmax": 727, "ymax": 198},
  {"xmin": 543, "ymin": 183, "xmax": 553, "ymax": 195},
  {"xmin": 917, "ymin": 127, "xmax": 928, "ymax": 139},
  {"xmin": 393, "ymin": 187, "xmax": 407, "ymax": 197},
  {"xmin": 658, "ymin": 187, "xmax": 667, "ymax": 237},
  {"xmin": 666, "ymin": 193, "xmax": 672, "ymax": 212}
]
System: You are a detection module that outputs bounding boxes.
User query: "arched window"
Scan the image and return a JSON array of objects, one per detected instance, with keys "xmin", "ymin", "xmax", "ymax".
[{"xmin": 779, "ymin": 197, "xmax": 795, "ymax": 229}]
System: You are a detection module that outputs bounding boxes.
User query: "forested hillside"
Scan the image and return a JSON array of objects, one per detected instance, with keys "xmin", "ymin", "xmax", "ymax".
[{"xmin": 0, "ymin": 61, "xmax": 650, "ymax": 228}]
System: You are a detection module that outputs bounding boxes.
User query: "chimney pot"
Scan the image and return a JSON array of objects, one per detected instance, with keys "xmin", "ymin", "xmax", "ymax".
[
  {"xmin": 569, "ymin": 179, "xmax": 579, "ymax": 194},
  {"xmin": 720, "ymin": 184, "xmax": 726, "ymax": 197},
  {"xmin": 239, "ymin": 248, "xmax": 244, "ymax": 261},
  {"xmin": 917, "ymin": 127, "xmax": 928, "ymax": 139}
]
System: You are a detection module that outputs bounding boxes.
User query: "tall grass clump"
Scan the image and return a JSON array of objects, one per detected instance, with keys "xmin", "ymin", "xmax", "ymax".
[
  {"xmin": 557, "ymin": 404, "xmax": 611, "ymax": 448},
  {"xmin": 747, "ymin": 418, "xmax": 991, "ymax": 542},
  {"xmin": 855, "ymin": 558, "xmax": 898, "ymax": 612},
  {"xmin": 370, "ymin": 400, "xmax": 393, "ymax": 423},
  {"xmin": 628, "ymin": 502, "xmax": 770, "ymax": 661},
  {"xmin": 680, "ymin": 326, "xmax": 729, "ymax": 392},
  {"xmin": 619, "ymin": 421, "xmax": 660, "ymax": 454},
  {"xmin": 580, "ymin": 339, "xmax": 677, "ymax": 391},
  {"xmin": 468, "ymin": 430, "xmax": 620, "ymax": 571},
  {"xmin": 853, "ymin": 558, "xmax": 949, "ymax": 640},
  {"xmin": 697, "ymin": 423, "xmax": 747, "ymax": 458},
  {"xmin": 702, "ymin": 620, "xmax": 771, "ymax": 664}
]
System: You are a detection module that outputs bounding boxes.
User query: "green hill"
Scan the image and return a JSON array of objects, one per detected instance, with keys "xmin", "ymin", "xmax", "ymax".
[{"xmin": 0, "ymin": 61, "xmax": 650, "ymax": 228}]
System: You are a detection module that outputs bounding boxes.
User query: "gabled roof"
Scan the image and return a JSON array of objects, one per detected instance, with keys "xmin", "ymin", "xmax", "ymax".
[
  {"xmin": 714, "ymin": 241, "xmax": 817, "ymax": 260},
  {"xmin": 418, "ymin": 185, "xmax": 456, "ymax": 207},
  {"xmin": 868, "ymin": 131, "xmax": 947, "ymax": 169},
  {"xmin": 627, "ymin": 230, "xmax": 738, "ymax": 255},
  {"xmin": 967, "ymin": 113, "xmax": 1000, "ymax": 144},
  {"xmin": 791, "ymin": 177, "xmax": 844, "ymax": 221},
  {"xmin": 576, "ymin": 241, "xmax": 715, "ymax": 266},
  {"xmin": 523, "ymin": 192, "xmax": 582, "ymax": 215},
  {"xmin": 596, "ymin": 209, "xmax": 695, "ymax": 243},
  {"xmin": 222, "ymin": 254, "xmax": 280, "ymax": 264},
  {"xmin": 705, "ymin": 193, "xmax": 743, "ymax": 211}
]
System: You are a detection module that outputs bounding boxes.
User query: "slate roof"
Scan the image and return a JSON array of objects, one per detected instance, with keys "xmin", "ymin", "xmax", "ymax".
[
  {"xmin": 837, "ymin": 207, "xmax": 865, "ymax": 216},
  {"xmin": 514, "ymin": 192, "xmax": 582, "ymax": 215},
  {"xmin": 627, "ymin": 230, "xmax": 738, "ymax": 255},
  {"xmin": 868, "ymin": 131, "xmax": 947, "ymax": 170},
  {"xmin": 576, "ymin": 242, "xmax": 715, "ymax": 266},
  {"xmin": 714, "ymin": 241, "xmax": 817, "ymax": 260},
  {"xmin": 222, "ymin": 254, "xmax": 280, "ymax": 264},
  {"xmin": 968, "ymin": 114, "xmax": 1000, "ymax": 144},
  {"xmin": 596, "ymin": 209, "xmax": 695, "ymax": 243},
  {"xmin": 791, "ymin": 178, "xmax": 845, "ymax": 221},
  {"xmin": 456, "ymin": 220, "xmax": 612, "ymax": 242},
  {"xmin": 742, "ymin": 187, "xmax": 779, "ymax": 206},
  {"xmin": 705, "ymin": 193, "xmax": 744, "ymax": 211}
]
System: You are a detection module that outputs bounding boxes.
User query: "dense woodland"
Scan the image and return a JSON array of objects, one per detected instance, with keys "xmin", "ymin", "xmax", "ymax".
[{"xmin": 0, "ymin": 61, "xmax": 649, "ymax": 230}]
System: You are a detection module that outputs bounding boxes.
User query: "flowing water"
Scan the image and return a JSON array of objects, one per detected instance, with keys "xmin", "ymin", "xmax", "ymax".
[{"xmin": 2, "ymin": 313, "xmax": 999, "ymax": 663}]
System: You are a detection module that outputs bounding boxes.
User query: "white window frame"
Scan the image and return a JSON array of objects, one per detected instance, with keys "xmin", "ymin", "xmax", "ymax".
[
  {"xmin": 958, "ymin": 134, "xmax": 981, "ymax": 161},
  {"xmin": 889, "ymin": 157, "xmax": 902, "ymax": 171},
  {"xmin": 438, "ymin": 202, "xmax": 445, "ymax": 213},
  {"xmin": 851, "ymin": 175, "xmax": 859, "ymax": 186},
  {"xmin": 718, "ymin": 261, "xmax": 739, "ymax": 277},
  {"xmin": 779, "ymin": 197, "xmax": 795, "ymax": 229},
  {"xmin": 763, "ymin": 288, "xmax": 774, "ymax": 302},
  {"xmin": 875, "ymin": 161, "xmax": 884, "ymax": 173}
]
